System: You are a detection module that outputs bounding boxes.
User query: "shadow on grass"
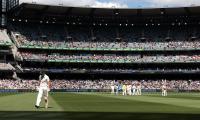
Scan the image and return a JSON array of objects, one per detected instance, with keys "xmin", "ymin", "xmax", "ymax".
[{"xmin": 0, "ymin": 111, "xmax": 200, "ymax": 120}]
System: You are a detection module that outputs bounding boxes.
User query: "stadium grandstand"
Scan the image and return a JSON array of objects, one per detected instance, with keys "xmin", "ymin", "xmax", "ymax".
[
  {"xmin": 2, "ymin": 1, "xmax": 200, "ymax": 120},
  {"xmin": 2, "ymin": 2, "xmax": 200, "ymax": 88}
]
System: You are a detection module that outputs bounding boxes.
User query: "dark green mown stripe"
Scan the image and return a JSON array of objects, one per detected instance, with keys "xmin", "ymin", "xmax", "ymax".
[
  {"xmin": 149, "ymin": 93, "xmax": 200, "ymax": 101},
  {"xmin": 1, "ymin": 111, "xmax": 200, "ymax": 120},
  {"xmin": 50, "ymin": 93, "xmax": 200, "ymax": 113}
]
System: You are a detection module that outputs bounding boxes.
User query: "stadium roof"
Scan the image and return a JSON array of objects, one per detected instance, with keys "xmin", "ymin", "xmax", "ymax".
[{"xmin": 8, "ymin": 3, "xmax": 200, "ymax": 19}]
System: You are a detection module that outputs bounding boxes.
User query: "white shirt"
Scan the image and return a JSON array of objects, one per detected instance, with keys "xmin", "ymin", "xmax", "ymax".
[
  {"xmin": 132, "ymin": 85, "xmax": 136, "ymax": 89},
  {"xmin": 137, "ymin": 84, "xmax": 141, "ymax": 89},
  {"xmin": 127, "ymin": 85, "xmax": 132, "ymax": 91},
  {"xmin": 39, "ymin": 74, "xmax": 50, "ymax": 89}
]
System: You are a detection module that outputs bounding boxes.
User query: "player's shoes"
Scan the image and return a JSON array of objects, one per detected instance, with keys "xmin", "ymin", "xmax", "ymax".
[{"xmin": 35, "ymin": 105, "xmax": 40, "ymax": 109}]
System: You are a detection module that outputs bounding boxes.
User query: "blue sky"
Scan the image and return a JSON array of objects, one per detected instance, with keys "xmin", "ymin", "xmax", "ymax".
[{"xmin": 20, "ymin": 0, "xmax": 200, "ymax": 8}]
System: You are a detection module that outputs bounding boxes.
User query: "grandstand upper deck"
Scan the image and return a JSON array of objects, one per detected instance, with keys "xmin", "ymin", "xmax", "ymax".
[{"xmin": 8, "ymin": 22, "xmax": 200, "ymax": 52}]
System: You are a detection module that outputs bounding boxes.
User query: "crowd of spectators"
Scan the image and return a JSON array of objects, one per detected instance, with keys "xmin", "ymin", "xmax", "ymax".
[
  {"xmin": 0, "ymin": 80, "xmax": 37, "ymax": 89},
  {"xmin": 0, "ymin": 63, "xmax": 15, "ymax": 70},
  {"xmin": 0, "ymin": 79, "xmax": 200, "ymax": 91},
  {"xmin": 0, "ymin": 29, "xmax": 12, "ymax": 44},
  {"xmin": 63, "ymin": 41, "xmax": 200, "ymax": 50},
  {"xmin": 20, "ymin": 52, "xmax": 200, "ymax": 63},
  {"xmin": 9, "ymin": 24, "xmax": 200, "ymax": 50}
]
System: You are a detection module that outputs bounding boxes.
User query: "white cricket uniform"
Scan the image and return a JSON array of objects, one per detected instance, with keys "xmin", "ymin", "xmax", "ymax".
[
  {"xmin": 132, "ymin": 85, "xmax": 136, "ymax": 95},
  {"xmin": 162, "ymin": 85, "xmax": 167, "ymax": 96},
  {"xmin": 138, "ymin": 85, "xmax": 142, "ymax": 95},
  {"xmin": 111, "ymin": 85, "xmax": 115, "ymax": 94},
  {"xmin": 122, "ymin": 85, "xmax": 127, "ymax": 96},
  {"xmin": 36, "ymin": 74, "xmax": 50, "ymax": 106},
  {"xmin": 136, "ymin": 84, "xmax": 142, "ymax": 95},
  {"xmin": 127, "ymin": 85, "xmax": 132, "ymax": 95},
  {"xmin": 114, "ymin": 85, "xmax": 118, "ymax": 95}
]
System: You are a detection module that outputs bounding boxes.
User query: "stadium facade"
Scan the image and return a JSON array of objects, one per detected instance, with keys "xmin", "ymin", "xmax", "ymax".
[{"xmin": 1, "ymin": 1, "xmax": 200, "ymax": 86}]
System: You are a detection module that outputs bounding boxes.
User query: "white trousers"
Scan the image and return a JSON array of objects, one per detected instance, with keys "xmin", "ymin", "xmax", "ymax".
[
  {"xmin": 136, "ymin": 89, "xmax": 141, "ymax": 95},
  {"xmin": 111, "ymin": 88, "xmax": 115, "ymax": 94},
  {"xmin": 132, "ymin": 89, "xmax": 136, "ymax": 95},
  {"xmin": 127, "ymin": 89, "xmax": 132, "ymax": 95},
  {"xmin": 36, "ymin": 88, "xmax": 48, "ymax": 106},
  {"xmin": 122, "ymin": 90, "xmax": 127, "ymax": 96},
  {"xmin": 138, "ymin": 89, "xmax": 142, "ymax": 95},
  {"xmin": 162, "ymin": 90, "xmax": 167, "ymax": 96}
]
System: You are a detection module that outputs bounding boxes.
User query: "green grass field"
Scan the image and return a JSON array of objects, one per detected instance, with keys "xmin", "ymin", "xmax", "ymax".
[{"xmin": 1, "ymin": 92, "xmax": 200, "ymax": 120}]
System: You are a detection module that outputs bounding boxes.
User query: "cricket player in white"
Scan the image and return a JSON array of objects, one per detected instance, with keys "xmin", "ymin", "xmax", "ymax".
[
  {"xmin": 162, "ymin": 82, "xmax": 167, "ymax": 96},
  {"xmin": 35, "ymin": 72, "xmax": 50, "ymax": 109},
  {"xmin": 111, "ymin": 83, "xmax": 115, "ymax": 94},
  {"xmin": 114, "ymin": 84, "xmax": 119, "ymax": 95},
  {"xmin": 127, "ymin": 84, "xmax": 132, "ymax": 95},
  {"xmin": 132, "ymin": 84, "xmax": 136, "ymax": 95},
  {"xmin": 122, "ymin": 84, "xmax": 127, "ymax": 96},
  {"xmin": 136, "ymin": 82, "xmax": 142, "ymax": 95}
]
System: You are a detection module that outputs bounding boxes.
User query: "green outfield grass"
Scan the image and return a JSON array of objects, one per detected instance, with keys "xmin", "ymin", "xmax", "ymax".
[{"xmin": 1, "ymin": 92, "xmax": 200, "ymax": 120}]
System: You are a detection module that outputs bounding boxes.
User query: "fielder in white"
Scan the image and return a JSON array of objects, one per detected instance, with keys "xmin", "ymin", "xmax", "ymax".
[
  {"xmin": 127, "ymin": 84, "xmax": 132, "ymax": 95},
  {"xmin": 161, "ymin": 80, "xmax": 167, "ymax": 96},
  {"xmin": 111, "ymin": 84, "xmax": 115, "ymax": 94},
  {"xmin": 132, "ymin": 84, "xmax": 136, "ymax": 95},
  {"xmin": 35, "ymin": 72, "xmax": 51, "ymax": 109},
  {"xmin": 162, "ymin": 84, "xmax": 167, "ymax": 96},
  {"xmin": 122, "ymin": 84, "xmax": 127, "ymax": 96},
  {"xmin": 136, "ymin": 82, "xmax": 142, "ymax": 96}
]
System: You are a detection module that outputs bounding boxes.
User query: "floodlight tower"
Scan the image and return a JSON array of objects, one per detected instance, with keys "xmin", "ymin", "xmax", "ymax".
[
  {"xmin": 0, "ymin": 0, "xmax": 7, "ymax": 27},
  {"xmin": 0, "ymin": 0, "xmax": 19, "ymax": 27}
]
